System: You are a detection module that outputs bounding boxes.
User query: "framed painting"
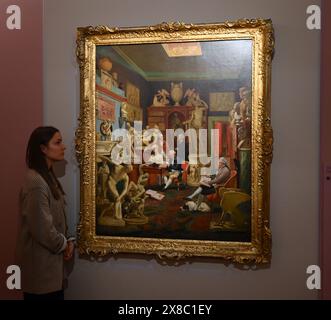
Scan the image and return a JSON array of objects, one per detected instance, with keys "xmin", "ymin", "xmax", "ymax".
[{"xmin": 76, "ymin": 20, "xmax": 274, "ymax": 263}]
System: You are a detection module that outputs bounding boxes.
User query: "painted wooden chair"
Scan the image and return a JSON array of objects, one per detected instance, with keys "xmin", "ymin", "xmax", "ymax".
[
  {"xmin": 210, "ymin": 191, "xmax": 251, "ymax": 232},
  {"xmin": 206, "ymin": 169, "xmax": 238, "ymax": 203}
]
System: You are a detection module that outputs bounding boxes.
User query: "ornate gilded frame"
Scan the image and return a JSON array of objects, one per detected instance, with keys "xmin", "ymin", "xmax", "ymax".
[{"xmin": 76, "ymin": 20, "xmax": 274, "ymax": 264}]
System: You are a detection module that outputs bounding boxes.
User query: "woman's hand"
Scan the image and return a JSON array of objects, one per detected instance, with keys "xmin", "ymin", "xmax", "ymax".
[{"xmin": 64, "ymin": 240, "xmax": 75, "ymax": 261}]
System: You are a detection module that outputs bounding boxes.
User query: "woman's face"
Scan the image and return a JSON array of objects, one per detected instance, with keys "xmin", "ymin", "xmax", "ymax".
[{"xmin": 41, "ymin": 131, "xmax": 66, "ymax": 164}]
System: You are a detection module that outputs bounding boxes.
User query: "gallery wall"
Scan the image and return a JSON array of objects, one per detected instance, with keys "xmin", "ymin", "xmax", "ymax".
[
  {"xmin": 0, "ymin": 0, "xmax": 43, "ymax": 299},
  {"xmin": 43, "ymin": 0, "xmax": 320, "ymax": 299}
]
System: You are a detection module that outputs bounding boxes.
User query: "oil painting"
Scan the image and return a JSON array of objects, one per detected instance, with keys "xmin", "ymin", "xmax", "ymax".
[{"xmin": 76, "ymin": 20, "xmax": 274, "ymax": 263}]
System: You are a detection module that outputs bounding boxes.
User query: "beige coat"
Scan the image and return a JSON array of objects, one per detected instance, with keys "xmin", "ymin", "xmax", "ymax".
[{"xmin": 16, "ymin": 169, "xmax": 68, "ymax": 294}]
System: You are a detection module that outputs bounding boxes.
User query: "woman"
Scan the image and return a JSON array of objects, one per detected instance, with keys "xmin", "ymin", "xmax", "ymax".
[{"xmin": 16, "ymin": 126, "xmax": 74, "ymax": 300}]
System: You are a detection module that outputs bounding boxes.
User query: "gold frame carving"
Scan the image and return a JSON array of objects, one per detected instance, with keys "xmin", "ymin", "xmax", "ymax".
[{"xmin": 76, "ymin": 20, "xmax": 274, "ymax": 264}]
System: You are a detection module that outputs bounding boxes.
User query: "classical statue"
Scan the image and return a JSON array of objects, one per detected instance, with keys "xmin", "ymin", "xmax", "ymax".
[
  {"xmin": 227, "ymin": 87, "xmax": 252, "ymax": 158},
  {"xmin": 183, "ymin": 104, "xmax": 207, "ymax": 131},
  {"xmin": 98, "ymin": 162, "xmax": 133, "ymax": 227},
  {"xmin": 97, "ymin": 156, "xmax": 110, "ymax": 200},
  {"xmin": 126, "ymin": 122, "xmax": 139, "ymax": 158},
  {"xmin": 126, "ymin": 122, "xmax": 135, "ymax": 140},
  {"xmin": 100, "ymin": 120, "xmax": 112, "ymax": 141},
  {"xmin": 119, "ymin": 101, "xmax": 129, "ymax": 128},
  {"xmin": 229, "ymin": 102, "xmax": 242, "ymax": 126},
  {"xmin": 183, "ymin": 89, "xmax": 208, "ymax": 131},
  {"xmin": 122, "ymin": 172, "xmax": 149, "ymax": 224},
  {"xmin": 142, "ymin": 124, "xmax": 162, "ymax": 146},
  {"xmin": 111, "ymin": 72, "xmax": 119, "ymax": 88},
  {"xmin": 142, "ymin": 125, "xmax": 151, "ymax": 146},
  {"xmin": 184, "ymin": 88, "xmax": 208, "ymax": 108},
  {"xmin": 239, "ymin": 88, "xmax": 251, "ymax": 120},
  {"xmin": 153, "ymin": 89, "xmax": 170, "ymax": 106}
]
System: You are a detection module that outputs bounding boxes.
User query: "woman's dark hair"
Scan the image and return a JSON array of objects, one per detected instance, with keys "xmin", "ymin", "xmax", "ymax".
[{"xmin": 26, "ymin": 126, "xmax": 65, "ymax": 200}]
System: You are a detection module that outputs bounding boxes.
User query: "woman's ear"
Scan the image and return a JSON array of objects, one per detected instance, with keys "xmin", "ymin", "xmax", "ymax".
[{"xmin": 40, "ymin": 144, "xmax": 47, "ymax": 155}]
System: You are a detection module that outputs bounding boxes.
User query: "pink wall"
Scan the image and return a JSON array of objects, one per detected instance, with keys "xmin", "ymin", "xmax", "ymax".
[
  {"xmin": 0, "ymin": 0, "xmax": 43, "ymax": 299},
  {"xmin": 321, "ymin": 0, "xmax": 331, "ymax": 300}
]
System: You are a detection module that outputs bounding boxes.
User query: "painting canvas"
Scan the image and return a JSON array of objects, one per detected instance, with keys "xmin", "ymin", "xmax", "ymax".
[{"xmin": 76, "ymin": 20, "xmax": 274, "ymax": 263}]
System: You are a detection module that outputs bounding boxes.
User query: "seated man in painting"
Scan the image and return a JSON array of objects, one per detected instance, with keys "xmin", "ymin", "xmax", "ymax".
[{"xmin": 185, "ymin": 157, "xmax": 230, "ymax": 206}]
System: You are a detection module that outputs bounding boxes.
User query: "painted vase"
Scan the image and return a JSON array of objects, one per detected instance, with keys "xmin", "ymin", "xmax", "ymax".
[{"xmin": 171, "ymin": 82, "xmax": 183, "ymax": 106}]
